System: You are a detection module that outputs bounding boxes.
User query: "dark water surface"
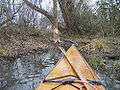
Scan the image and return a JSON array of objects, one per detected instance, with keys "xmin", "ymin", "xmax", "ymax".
[
  {"xmin": 0, "ymin": 49, "xmax": 62, "ymax": 90},
  {"xmin": 0, "ymin": 50, "xmax": 120, "ymax": 90}
]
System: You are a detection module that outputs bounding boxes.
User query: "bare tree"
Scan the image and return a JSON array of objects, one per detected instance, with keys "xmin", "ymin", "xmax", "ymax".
[
  {"xmin": 0, "ymin": 0, "xmax": 23, "ymax": 27},
  {"xmin": 23, "ymin": 0, "xmax": 54, "ymax": 24},
  {"xmin": 23, "ymin": 0, "xmax": 61, "ymax": 42},
  {"xmin": 23, "ymin": 0, "xmax": 82, "ymax": 33}
]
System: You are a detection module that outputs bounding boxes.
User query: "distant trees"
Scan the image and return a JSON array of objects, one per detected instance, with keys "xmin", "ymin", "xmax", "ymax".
[
  {"xmin": 0, "ymin": 0, "xmax": 42, "ymax": 28},
  {"xmin": 0, "ymin": 0, "xmax": 23, "ymax": 27},
  {"xmin": 23, "ymin": 0, "xmax": 92, "ymax": 34},
  {"xmin": 22, "ymin": 0, "xmax": 100, "ymax": 35},
  {"xmin": 96, "ymin": 0, "xmax": 120, "ymax": 36},
  {"xmin": 0, "ymin": 0, "xmax": 120, "ymax": 37}
]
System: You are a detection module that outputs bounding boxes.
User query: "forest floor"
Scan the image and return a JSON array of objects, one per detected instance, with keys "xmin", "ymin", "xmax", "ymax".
[
  {"xmin": 0, "ymin": 26, "xmax": 120, "ymax": 82},
  {"xmin": 1, "ymin": 26, "xmax": 120, "ymax": 58},
  {"xmin": 0, "ymin": 26, "xmax": 53, "ymax": 58}
]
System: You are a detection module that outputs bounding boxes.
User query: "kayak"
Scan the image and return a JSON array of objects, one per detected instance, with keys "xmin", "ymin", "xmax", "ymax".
[{"xmin": 36, "ymin": 45, "xmax": 105, "ymax": 90}]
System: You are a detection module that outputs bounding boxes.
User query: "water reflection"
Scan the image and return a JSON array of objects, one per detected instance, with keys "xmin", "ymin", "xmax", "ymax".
[{"xmin": 0, "ymin": 50, "xmax": 61, "ymax": 90}]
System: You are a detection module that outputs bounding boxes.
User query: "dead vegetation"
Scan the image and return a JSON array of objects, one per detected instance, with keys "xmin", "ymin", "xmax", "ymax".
[{"xmin": 0, "ymin": 26, "xmax": 53, "ymax": 57}]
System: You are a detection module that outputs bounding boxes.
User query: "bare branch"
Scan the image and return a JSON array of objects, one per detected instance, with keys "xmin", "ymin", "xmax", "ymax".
[
  {"xmin": 23, "ymin": 0, "xmax": 54, "ymax": 24},
  {"xmin": 0, "ymin": 4, "xmax": 23, "ymax": 27}
]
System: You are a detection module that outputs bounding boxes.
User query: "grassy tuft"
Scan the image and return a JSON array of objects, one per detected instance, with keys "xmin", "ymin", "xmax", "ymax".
[{"xmin": 89, "ymin": 56, "xmax": 106, "ymax": 71}]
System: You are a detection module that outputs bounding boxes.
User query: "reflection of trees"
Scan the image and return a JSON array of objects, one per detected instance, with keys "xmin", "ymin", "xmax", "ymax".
[{"xmin": 0, "ymin": 49, "xmax": 61, "ymax": 89}]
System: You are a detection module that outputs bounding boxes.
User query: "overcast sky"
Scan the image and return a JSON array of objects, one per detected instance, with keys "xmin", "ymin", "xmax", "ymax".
[
  {"xmin": 41, "ymin": 0, "xmax": 98, "ymax": 9},
  {"xmin": 15, "ymin": 0, "xmax": 98, "ymax": 9}
]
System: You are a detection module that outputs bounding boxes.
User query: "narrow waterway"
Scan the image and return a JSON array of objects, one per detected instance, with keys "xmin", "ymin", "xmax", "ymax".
[{"xmin": 0, "ymin": 49, "xmax": 120, "ymax": 90}]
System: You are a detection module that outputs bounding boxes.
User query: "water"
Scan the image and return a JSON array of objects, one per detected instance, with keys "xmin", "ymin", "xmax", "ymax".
[
  {"xmin": 0, "ymin": 49, "xmax": 120, "ymax": 90},
  {"xmin": 0, "ymin": 49, "xmax": 62, "ymax": 90}
]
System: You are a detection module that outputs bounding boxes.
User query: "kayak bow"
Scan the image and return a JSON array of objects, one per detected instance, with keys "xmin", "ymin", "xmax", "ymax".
[{"xmin": 36, "ymin": 45, "xmax": 105, "ymax": 90}]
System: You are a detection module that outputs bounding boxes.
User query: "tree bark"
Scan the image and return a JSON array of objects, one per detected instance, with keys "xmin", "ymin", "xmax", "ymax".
[
  {"xmin": 53, "ymin": 0, "xmax": 60, "ymax": 43},
  {"xmin": 58, "ymin": 0, "xmax": 75, "ymax": 33}
]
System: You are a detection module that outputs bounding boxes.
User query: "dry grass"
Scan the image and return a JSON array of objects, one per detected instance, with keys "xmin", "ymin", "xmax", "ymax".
[{"xmin": 0, "ymin": 26, "xmax": 53, "ymax": 57}]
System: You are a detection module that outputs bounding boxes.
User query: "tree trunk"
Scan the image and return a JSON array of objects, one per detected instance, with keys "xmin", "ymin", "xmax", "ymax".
[
  {"xmin": 58, "ymin": 0, "xmax": 75, "ymax": 33},
  {"xmin": 53, "ymin": 0, "xmax": 60, "ymax": 43}
]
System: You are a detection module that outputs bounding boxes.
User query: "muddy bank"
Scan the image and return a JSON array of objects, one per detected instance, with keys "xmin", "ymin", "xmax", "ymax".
[
  {"xmin": 0, "ymin": 26, "xmax": 54, "ymax": 58},
  {"xmin": 1, "ymin": 26, "xmax": 120, "ymax": 59},
  {"xmin": 0, "ymin": 26, "xmax": 120, "ymax": 61}
]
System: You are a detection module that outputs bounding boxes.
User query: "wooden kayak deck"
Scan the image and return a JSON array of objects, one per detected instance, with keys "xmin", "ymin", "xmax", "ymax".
[{"xmin": 36, "ymin": 45, "xmax": 105, "ymax": 90}]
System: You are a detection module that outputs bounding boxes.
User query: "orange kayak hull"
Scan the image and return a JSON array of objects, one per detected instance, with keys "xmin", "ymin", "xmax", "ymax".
[{"xmin": 36, "ymin": 46, "xmax": 105, "ymax": 90}]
